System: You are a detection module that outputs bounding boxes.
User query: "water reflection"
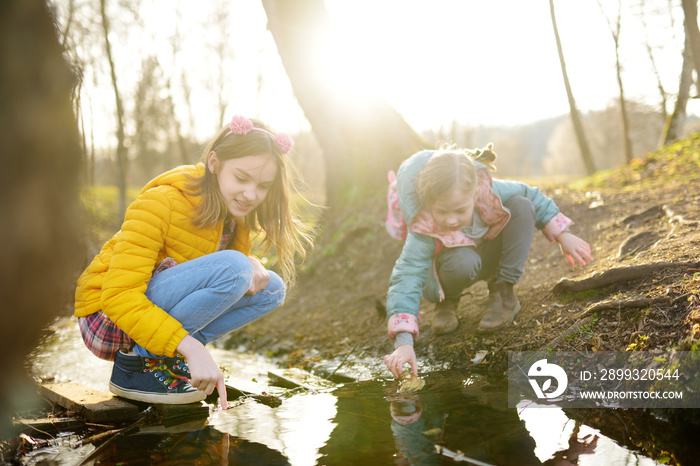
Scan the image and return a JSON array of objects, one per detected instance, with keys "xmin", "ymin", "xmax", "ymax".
[
  {"xmin": 71, "ymin": 389, "xmax": 659, "ymax": 466},
  {"xmin": 89, "ymin": 426, "xmax": 290, "ymax": 465},
  {"xmin": 210, "ymin": 393, "xmax": 337, "ymax": 465},
  {"xmin": 29, "ymin": 320, "xmax": 674, "ymax": 465},
  {"xmin": 320, "ymin": 373, "xmax": 541, "ymax": 465},
  {"xmin": 518, "ymin": 402, "xmax": 657, "ymax": 465},
  {"xmin": 317, "ymin": 372, "xmax": 667, "ymax": 465}
]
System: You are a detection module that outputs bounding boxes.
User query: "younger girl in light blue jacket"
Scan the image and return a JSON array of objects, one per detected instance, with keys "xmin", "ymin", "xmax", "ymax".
[{"xmin": 383, "ymin": 145, "xmax": 593, "ymax": 378}]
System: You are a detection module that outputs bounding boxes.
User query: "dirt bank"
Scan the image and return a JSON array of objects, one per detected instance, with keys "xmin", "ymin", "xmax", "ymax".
[{"xmin": 226, "ymin": 135, "xmax": 700, "ymax": 375}]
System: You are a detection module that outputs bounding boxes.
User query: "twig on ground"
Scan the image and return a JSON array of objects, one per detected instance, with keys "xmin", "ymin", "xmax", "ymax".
[
  {"xmin": 329, "ymin": 342, "xmax": 358, "ymax": 379},
  {"xmin": 77, "ymin": 410, "xmax": 151, "ymax": 465}
]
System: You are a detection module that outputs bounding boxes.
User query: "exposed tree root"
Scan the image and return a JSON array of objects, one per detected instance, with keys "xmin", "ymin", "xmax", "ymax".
[
  {"xmin": 617, "ymin": 230, "xmax": 659, "ymax": 259},
  {"xmin": 621, "ymin": 205, "xmax": 663, "ymax": 227},
  {"xmin": 553, "ymin": 261, "xmax": 700, "ymax": 294},
  {"xmin": 618, "ymin": 205, "xmax": 696, "ymax": 260},
  {"xmin": 663, "ymin": 205, "xmax": 697, "ymax": 226}
]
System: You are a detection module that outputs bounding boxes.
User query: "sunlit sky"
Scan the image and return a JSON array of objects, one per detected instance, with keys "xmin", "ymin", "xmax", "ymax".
[{"xmin": 84, "ymin": 0, "xmax": 688, "ymax": 147}]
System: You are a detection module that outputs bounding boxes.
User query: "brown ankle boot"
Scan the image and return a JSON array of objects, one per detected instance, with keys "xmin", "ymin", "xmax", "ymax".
[
  {"xmin": 478, "ymin": 282, "xmax": 521, "ymax": 331},
  {"xmin": 432, "ymin": 298, "xmax": 459, "ymax": 335}
]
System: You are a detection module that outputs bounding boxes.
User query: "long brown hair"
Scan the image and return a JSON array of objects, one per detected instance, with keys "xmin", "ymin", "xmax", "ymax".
[{"xmin": 188, "ymin": 119, "xmax": 314, "ymax": 287}]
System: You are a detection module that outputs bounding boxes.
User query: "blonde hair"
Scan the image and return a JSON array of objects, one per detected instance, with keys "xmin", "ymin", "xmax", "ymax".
[
  {"xmin": 416, "ymin": 142, "xmax": 498, "ymax": 208},
  {"xmin": 188, "ymin": 119, "xmax": 314, "ymax": 287},
  {"xmin": 415, "ymin": 147, "xmax": 478, "ymax": 209}
]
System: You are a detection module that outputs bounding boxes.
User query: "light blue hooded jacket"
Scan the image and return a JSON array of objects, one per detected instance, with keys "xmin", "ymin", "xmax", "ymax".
[{"xmin": 386, "ymin": 150, "xmax": 567, "ymax": 328}]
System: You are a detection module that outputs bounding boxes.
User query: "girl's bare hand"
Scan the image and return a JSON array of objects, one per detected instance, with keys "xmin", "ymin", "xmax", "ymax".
[
  {"xmin": 557, "ymin": 232, "xmax": 594, "ymax": 266},
  {"xmin": 383, "ymin": 344, "xmax": 418, "ymax": 379},
  {"xmin": 177, "ymin": 335, "xmax": 228, "ymax": 409},
  {"xmin": 247, "ymin": 256, "xmax": 270, "ymax": 295}
]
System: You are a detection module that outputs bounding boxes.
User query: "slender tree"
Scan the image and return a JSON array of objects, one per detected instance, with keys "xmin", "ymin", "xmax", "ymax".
[
  {"xmin": 261, "ymin": 0, "xmax": 425, "ymax": 212},
  {"xmin": 682, "ymin": 0, "xmax": 700, "ymax": 82},
  {"xmin": 100, "ymin": 0, "xmax": 128, "ymax": 219},
  {"xmin": 661, "ymin": 34, "xmax": 693, "ymax": 145},
  {"xmin": 639, "ymin": 0, "xmax": 669, "ymax": 122},
  {"xmin": 164, "ymin": 3, "xmax": 192, "ymax": 166},
  {"xmin": 132, "ymin": 56, "xmax": 172, "ymax": 182},
  {"xmin": 181, "ymin": 71, "xmax": 197, "ymax": 160},
  {"xmin": 52, "ymin": 0, "xmax": 92, "ymax": 184},
  {"xmin": 210, "ymin": 0, "xmax": 232, "ymax": 129},
  {"xmin": 597, "ymin": 0, "xmax": 633, "ymax": 163},
  {"xmin": 548, "ymin": 0, "xmax": 596, "ymax": 175},
  {"xmin": 58, "ymin": 0, "xmax": 74, "ymax": 48}
]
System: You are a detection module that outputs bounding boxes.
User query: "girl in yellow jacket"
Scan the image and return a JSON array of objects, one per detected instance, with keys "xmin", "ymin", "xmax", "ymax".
[{"xmin": 74, "ymin": 116, "xmax": 313, "ymax": 407}]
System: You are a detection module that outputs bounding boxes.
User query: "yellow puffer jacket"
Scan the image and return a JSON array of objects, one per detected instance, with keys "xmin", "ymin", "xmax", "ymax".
[{"xmin": 74, "ymin": 164, "xmax": 253, "ymax": 357}]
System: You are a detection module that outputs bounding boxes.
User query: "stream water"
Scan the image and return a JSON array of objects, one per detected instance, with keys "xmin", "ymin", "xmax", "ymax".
[{"xmin": 23, "ymin": 318, "xmax": 697, "ymax": 465}]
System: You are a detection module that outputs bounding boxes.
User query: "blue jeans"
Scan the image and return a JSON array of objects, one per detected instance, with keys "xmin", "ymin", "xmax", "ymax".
[
  {"xmin": 436, "ymin": 196, "xmax": 536, "ymax": 300},
  {"xmin": 133, "ymin": 250, "xmax": 285, "ymax": 358}
]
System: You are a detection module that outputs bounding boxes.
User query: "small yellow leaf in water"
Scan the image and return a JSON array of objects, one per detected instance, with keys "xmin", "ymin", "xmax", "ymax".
[{"xmin": 397, "ymin": 369, "xmax": 425, "ymax": 393}]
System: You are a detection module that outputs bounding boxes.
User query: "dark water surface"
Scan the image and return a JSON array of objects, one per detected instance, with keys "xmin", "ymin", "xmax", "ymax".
[{"xmin": 25, "ymin": 319, "xmax": 694, "ymax": 465}]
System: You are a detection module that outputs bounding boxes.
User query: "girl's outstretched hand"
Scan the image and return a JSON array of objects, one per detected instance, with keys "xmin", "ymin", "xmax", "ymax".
[
  {"xmin": 247, "ymin": 256, "xmax": 270, "ymax": 295},
  {"xmin": 177, "ymin": 335, "xmax": 228, "ymax": 409},
  {"xmin": 557, "ymin": 232, "xmax": 594, "ymax": 266},
  {"xmin": 384, "ymin": 344, "xmax": 418, "ymax": 379}
]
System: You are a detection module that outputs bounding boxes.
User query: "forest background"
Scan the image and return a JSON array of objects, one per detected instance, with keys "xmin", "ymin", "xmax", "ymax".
[
  {"xmin": 45, "ymin": 0, "xmax": 700, "ymax": 367},
  {"xmin": 53, "ymin": 0, "xmax": 700, "ymax": 226},
  {"xmin": 48, "ymin": 0, "xmax": 700, "ymax": 347}
]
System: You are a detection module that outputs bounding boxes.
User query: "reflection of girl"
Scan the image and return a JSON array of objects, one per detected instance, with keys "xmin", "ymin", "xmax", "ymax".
[
  {"xmin": 543, "ymin": 422, "xmax": 599, "ymax": 465},
  {"xmin": 74, "ymin": 116, "xmax": 313, "ymax": 406},
  {"xmin": 388, "ymin": 392, "xmax": 543, "ymax": 465},
  {"xmin": 383, "ymin": 145, "xmax": 593, "ymax": 378},
  {"xmin": 390, "ymin": 397, "xmax": 442, "ymax": 465}
]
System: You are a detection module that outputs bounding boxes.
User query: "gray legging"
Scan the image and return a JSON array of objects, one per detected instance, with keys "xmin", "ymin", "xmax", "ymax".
[{"xmin": 436, "ymin": 196, "xmax": 536, "ymax": 301}]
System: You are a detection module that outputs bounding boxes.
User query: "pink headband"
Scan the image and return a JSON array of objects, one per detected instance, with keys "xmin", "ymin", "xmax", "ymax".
[{"xmin": 224, "ymin": 115, "xmax": 294, "ymax": 154}]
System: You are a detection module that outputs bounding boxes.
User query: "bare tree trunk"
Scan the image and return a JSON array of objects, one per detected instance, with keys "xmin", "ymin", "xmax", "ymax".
[
  {"xmin": 172, "ymin": 105, "xmax": 190, "ymax": 165},
  {"xmin": 165, "ymin": 6, "xmax": 191, "ymax": 165},
  {"xmin": 59, "ymin": 0, "xmax": 75, "ymax": 49},
  {"xmin": 1, "ymin": 0, "xmax": 83, "ymax": 437},
  {"xmin": 616, "ymin": 53, "xmax": 634, "ymax": 163},
  {"xmin": 261, "ymin": 0, "xmax": 424, "ymax": 212},
  {"xmin": 55, "ymin": 0, "xmax": 90, "ymax": 183},
  {"xmin": 212, "ymin": 1, "xmax": 230, "ymax": 129},
  {"xmin": 181, "ymin": 72, "xmax": 196, "ymax": 164},
  {"xmin": 661, "ymin": 34, "xmax": 693, "ymax": 146},
  {"xmin": 600, "ymin": 1, "xmax": 634, "ymax": 163},
  {"xmin": 77, "ymin": 90, "xmax": 90, "ymax": 185},
  {"xmin": 682, "ymin": 0, "xmax": 700, "ymax": 82},
  {"xmin": 639, "ymin": 0, "xmax": 668, "ymax": 122},
  {"xmin": 89, "ymin": 99, "xmax": 96, "ymax": 186},
  {"xmin": 100, "ymin": 0, "xmax": 128, "ymax": 219},
  {"xmin": 549, "ymin": 0, "xmax": 596, "ymax": 175}
]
